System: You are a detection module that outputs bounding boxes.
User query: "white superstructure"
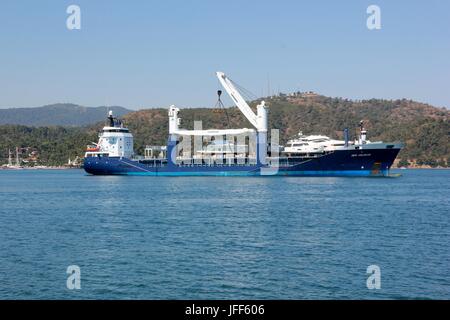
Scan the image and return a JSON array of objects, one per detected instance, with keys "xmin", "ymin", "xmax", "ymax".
[
  {"xmin": 284, "ymin": 132, "xmax": 348, "ymax": 154},
  {"xmin": 85, "ymin": 111, "xmax": 134, "ymax": 158},
  {"xmin": 283, "ymin": 121, "xmax": 401, "ymax": 155}
]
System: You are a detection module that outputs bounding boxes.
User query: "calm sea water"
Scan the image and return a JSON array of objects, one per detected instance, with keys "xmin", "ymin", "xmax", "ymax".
[{"xmin": 0, "ymin": 169, "xmax": 449, "ymax": 299}]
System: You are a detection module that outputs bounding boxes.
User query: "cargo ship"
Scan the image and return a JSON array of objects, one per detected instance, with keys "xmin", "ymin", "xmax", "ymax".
[{"xmin": 84, "ymin": 72, "xmax": 402, "ymax": 177}]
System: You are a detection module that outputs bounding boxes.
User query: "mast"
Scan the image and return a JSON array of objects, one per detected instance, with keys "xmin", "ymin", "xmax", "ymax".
[
  {"xmin": 108, "ymin": 111, "xmax": 115, "ymax": 127},
  {"xmin": 15, "ymin": 147, "xmax": 20, "ymax": 166}
]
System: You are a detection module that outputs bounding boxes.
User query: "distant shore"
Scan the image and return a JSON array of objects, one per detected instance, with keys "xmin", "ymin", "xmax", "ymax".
[
  {"xmin": 0, "ymin": 166, "xmax": 81, "ymax": 170},
  {"xmin": 395, "ymin": 167, "xmax": 450, "ymax": 170}
]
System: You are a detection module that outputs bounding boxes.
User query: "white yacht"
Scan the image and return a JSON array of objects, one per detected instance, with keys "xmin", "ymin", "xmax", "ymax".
[
  {"xmin": 282, "ymin": 121, "xmax": 383, "ymax": 155},
  {"xmin": 283, "ymin": 132, "xmax": 348, "ymax": 154}
]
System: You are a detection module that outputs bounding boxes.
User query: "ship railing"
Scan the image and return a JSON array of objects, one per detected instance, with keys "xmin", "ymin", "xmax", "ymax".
[
  {"xmin": 138, "ymin": 154, "xmax": 333, "ymax": 167},
  {"xmin": 138, "ymin": 153, "xmax": 331, "ymax": 167},
  {"xmin": 136, "ymin": 157, "xmax": 258, "ymax": 167},
  {"xmin": 137, "ymin": 158, "xmax": 167, "ymax": 167},
  {"xmin": 175, "ymin": 157, "xmax": 257, "ymax": 167}
]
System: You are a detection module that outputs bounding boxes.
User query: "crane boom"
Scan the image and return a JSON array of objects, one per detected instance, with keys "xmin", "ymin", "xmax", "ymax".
[
  {"xmin": 216, "ymin": 72, "xmax": 259, "ymax": 129},
  {"xmin": 167, "ymin": 72, "xmax": 268, "ymax": 166}
]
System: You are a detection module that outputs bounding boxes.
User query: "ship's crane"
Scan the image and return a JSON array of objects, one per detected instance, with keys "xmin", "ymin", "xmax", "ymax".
[
  {"xmin": 168, "ymin": 72, "xmax": 267, "ymax": 135},
  {"xmin": 167, "ymin": 72, "xmax": 268, "ymax": 165},
  {"xmin": 215, "ymin": 72, "xmax": 267, "ymax": 133},
  {"xmin": 215, "ymin": 72, "xmax": 269, "ymax": 166}
]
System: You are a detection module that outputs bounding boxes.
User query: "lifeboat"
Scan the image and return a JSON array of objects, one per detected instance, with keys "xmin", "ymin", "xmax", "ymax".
[{"xmin": 86, "ymin": 145, "xmax": 100, "ymax": 152}]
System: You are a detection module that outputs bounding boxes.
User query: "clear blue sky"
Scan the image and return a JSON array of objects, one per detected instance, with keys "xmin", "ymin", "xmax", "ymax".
[{"xmin": 0, "ymin": 0, "xmax": 449, "ymax": 109}]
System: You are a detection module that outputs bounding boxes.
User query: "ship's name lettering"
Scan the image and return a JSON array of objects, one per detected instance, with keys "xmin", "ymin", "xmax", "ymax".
[{"xmin": 352, "ymin": 153, "xmax": 372, "ymax": 157}]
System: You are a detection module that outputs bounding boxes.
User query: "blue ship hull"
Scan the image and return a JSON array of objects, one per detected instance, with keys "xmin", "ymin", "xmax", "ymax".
[{"xmin": 84, "ymin": 148, "xmax": 401, "ymax": 177}]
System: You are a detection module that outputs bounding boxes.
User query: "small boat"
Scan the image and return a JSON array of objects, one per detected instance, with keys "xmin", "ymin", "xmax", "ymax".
[{"xmin": 86, "ymin": 145, "xmax": 100, "ymax": 152}]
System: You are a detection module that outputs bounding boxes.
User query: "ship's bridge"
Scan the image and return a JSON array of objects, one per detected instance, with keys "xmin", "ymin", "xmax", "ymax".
[
  {"xmin": 85, "ymin": 111, "xmax": 134, "ymax": 158},
  {"xmin": 101, "ymin": 127, "xmax": 130, "ymax": 133}
]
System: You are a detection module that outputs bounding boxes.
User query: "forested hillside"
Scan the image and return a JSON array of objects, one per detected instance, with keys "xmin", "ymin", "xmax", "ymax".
[
  {"xmin": 0, "ymin": 104, "xmax": 131, "ymax": 126},
  {"xmin": 121, "ymin": 94, "xmax": 449, "ymax": 167},
  {"xmin": 1, "ymin": 94, "xmax": 448, "ymax": 167}
]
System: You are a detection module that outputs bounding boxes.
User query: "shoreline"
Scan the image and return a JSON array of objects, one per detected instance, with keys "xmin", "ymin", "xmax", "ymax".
[
  {"xmin": 394, "ymin": 167, "xmax": 450, "ymax": 170},
  {"xmin": 0, "ymin": 166, "xmax": 82, "ymax": 170}
]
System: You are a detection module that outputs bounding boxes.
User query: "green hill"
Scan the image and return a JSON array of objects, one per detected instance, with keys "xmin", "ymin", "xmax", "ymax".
[
  {"xmin": 121, "ymin": 94, "xmax": 449, "ymax": 167},
  {"xmin": 0, "ymin": 104, "xmax": 132, "ymax": 126},
  {"xmin": 0, "ymin": 125, "xmax": 97, "ymax": 165},
  {"xmin": 0, "ymin": 95, "xmax": 449, "ymax": 167}
]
